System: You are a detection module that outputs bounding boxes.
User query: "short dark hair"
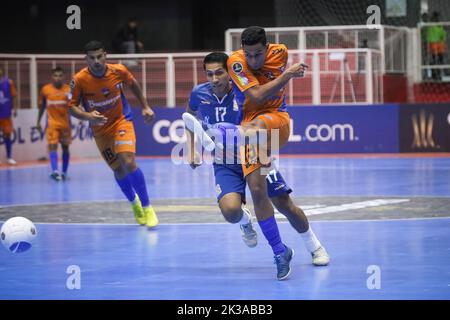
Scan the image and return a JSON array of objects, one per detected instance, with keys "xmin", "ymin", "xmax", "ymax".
[
  {"xmin": 52, "ymin": 66, "xmax": 64, "ymax": 74},
  {"xmin": 241, "ymin": 26, "xmax": 267, "ymax": 46},
  {"xmin": 84, "ymin": 40, "xmax": 106, "ymax": 53},
  {"xmin": 203, "ymin": 52, "xmax": 229, "ymax": 70}
]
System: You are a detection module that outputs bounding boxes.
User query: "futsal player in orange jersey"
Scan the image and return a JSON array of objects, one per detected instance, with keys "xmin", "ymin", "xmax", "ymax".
[
  {"xmin": 37, "ymin": 67, "xmax": 72, "ymax": 181},
  {"xmin": 68, "ymin": 41, "xmax": 158, "ymax": 228},
  {"xmin": 220, "ymin": 26, "xmax": 330, "ymax": 280}
]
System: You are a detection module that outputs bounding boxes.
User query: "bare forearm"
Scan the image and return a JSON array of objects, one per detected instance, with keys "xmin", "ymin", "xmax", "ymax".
[
  {"xmin": 130, "ymin": 81, "xmax": 150, "ymax": 110},
  {"xmin": 13, "ymin": 97, "xmax": 18, "ymax": 112},
  {"xmin": 69, "ymin": 105, "xmax": 91, "ymax": 121},
  {"xmin": 185, "ymin": 128, "xmax": 196, "ymax": 156},
  {"xmin": 37, "ymin": 106, "xmax": 45, "ymax": 124},
  {"xmin": 247, "ymin": 72, "xmax": 292, "ymax": 104}
]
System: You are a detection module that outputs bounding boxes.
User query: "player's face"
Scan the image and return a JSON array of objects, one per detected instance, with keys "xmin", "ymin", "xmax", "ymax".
[
  {"xmin": 243, "ymin": 43, "xmax": 268, "ymax": 70},
  {"xmin": 205, "ymin": 63, "xmax": 230, "ymax": 96},
  {"xmin": 52, "ymin": 71, "xmax": 64, "ymax": 87},
  {"xmin": 86, "ymin": 49, "xmax": 107, "ymax": 75}
]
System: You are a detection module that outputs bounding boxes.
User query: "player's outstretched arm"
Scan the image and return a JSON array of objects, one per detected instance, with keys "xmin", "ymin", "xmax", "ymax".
[
  {"xmin": 69, "ymin": 105, "xmax": 107, "ymax": 126},
  {"xmin": 245, "ymin": 63, "xmax": 308, "ymax": 105},
  {"xmin": 184, "ymin": 106, "xmax": 201, "ymax": 169},
  {"xmin": 129, "ymin": 79, "xmax": 155, "ymax": 124}
]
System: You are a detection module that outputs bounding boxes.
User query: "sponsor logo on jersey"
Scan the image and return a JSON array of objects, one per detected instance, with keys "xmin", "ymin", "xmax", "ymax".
[
  {"xmin": 101, "ymin": 88, "xmax": 110, "ymax": 97},
  {"xmin": 272, "ymin": 48, "xmax": 284, "ymax": 55},
  {"xmin": 232, "ymin": 62, "xmax": 243, "ymax": 74}
]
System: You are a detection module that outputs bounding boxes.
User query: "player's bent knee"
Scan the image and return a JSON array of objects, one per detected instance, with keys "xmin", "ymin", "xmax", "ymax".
[
  {"xmin": 219, "ymin": 201, "xmax": 242, "ymax": 223},
  {"xmin": 221, "ymin": 207, "xmax": 242, "ymax": 223}
]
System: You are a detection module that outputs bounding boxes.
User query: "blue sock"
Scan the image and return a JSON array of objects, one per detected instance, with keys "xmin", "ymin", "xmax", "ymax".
[
  {"xmin": 258, "ymin": 216, "xmax": 285, "ymax": 255},
  {"xmin": 62, "ymin": 151, "xmax": 70, "ymax": 174},
  {"xmin": 5, "ymin": 138, "xmax": 12, "ymax": 159},
  {"xmin": 114, "ymin": 174, "xmax": 136, "ymax": 202},
  {"xmin": 49, "ymin": 151, "xmax": 58, "ymax": 172},
  {"xmin": 128, "ymin": 168, "xmax": 150, "ymax": 207}
]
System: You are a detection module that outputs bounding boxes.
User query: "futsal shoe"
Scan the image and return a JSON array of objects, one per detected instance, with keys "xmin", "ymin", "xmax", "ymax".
[
  {"xmin": 131, "ymin": 195, "xmax": 146, "ymax": 225},
  {"xmin": 61, "ymin": 173, "xmax": 70, "ymax": 181},
  {"xmin": 239, "ymin": 208, "xmax": 258, "ymax": 248},
  {"xmin": 144, "ymin": 206, "xmax": 159, "ymax": 228},
  {"xmin": 312, "ymin": 246, "xmax": 330, "ymax": 266},
  {"xmin": 49, "ymin": 171, "xmax": 61, "ymax": 181},
  {"xmin": 274, "ymin": 245, "xmax": 294, "ymax": 281},
  {"xmin": 7, "ymin": 158, "xmax": 17, "ymax": 165}
]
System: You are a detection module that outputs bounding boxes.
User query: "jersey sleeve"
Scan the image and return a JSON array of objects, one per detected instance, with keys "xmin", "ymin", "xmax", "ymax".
[
  {"xmin": 188, "ymin": 88, "xmax": 199, "ymax": 112},
  {"xmin": 68, "ymin": 77, "xmax": 82, "ymax": 108},
  {"xmin": 118, "ymin": 64, "xmax": 136, "ymax": 86},
  {"xmin": 9, "ymin": 80, "xmax": 17, "ymax": 98},
  {"xmin": 280, "ymin": 45, "xmax": 288, "ymax": 68},
  {"xmin": 227, "ymin": 55, "xmax": 259, "ymax": 92}
]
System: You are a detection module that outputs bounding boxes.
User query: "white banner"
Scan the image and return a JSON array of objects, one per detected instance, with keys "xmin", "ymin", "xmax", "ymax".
[{"xmin": 0, "ymin": 109, "xmax": 99, "ymax": 162}]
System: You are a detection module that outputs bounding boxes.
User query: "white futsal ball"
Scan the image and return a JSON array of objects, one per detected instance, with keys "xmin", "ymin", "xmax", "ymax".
[{"xmin": 0, "ymin": 217, "xmax": 37, "ymax": 253}]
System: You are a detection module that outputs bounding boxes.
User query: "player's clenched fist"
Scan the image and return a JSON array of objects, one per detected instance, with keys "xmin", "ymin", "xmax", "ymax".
[{"xmin": 286, "ymin": 62, "xmax": 308, "ymax": 78}]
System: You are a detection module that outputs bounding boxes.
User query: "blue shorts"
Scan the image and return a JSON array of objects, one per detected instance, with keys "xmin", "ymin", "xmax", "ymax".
[
  {"xmin": 213, "ymin": 164, "xmax": 292, "ymax": 203},
  {"xmin": 214, "ymin": 163, "xmax": 246, "ymax": 203}
]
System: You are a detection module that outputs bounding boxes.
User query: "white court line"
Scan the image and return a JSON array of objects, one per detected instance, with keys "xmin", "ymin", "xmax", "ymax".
[
  {"xmin": 17, "ymin": 215, "xmax": 450, "ymax": 227},
  {"xmin": 275, "ymin": 199, "xmax": 411, "ymax": 219}
]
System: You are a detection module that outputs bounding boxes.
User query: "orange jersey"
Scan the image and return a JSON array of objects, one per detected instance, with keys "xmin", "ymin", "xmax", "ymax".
[
  {"xmin": 68, "ymin": 63, "xmax": 135, "ymax": 136},
  {"xmin": 227, "ymin": 43, "xmax": 288, "ymax": 122},
  {"xmin": 39, "ymin": 84, "xmax": 71, "ymax": 128}
]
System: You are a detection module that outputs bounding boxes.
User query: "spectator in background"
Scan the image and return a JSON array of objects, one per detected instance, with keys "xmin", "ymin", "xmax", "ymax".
[
  {"xmin": 427, "ymin": 11, "xmax": 447, "ymax": 80},
  {"xmin": 112, "ymin": 17, "xmax": 144, "ymax": 54}
]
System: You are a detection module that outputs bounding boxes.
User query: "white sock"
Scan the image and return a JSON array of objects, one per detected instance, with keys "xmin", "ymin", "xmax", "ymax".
[
  {"xmin": 238, "ymin": 209, "xmax": 251, "ymax": 225},
  {"xmin": 131, "ymin": 194, "xmax": 138, "ymax": 205},
  {"xmin": 300, "ymin": 227, "xmax": 322, "ymax": 253}
]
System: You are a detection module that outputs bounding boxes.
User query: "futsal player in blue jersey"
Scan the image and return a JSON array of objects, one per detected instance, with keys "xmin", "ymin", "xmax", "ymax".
[
  {"xmin": 186, "ymin": 51, "xmax": 329, "ymax": 280},
  {"xmin": 186, "ymin": 52, "xmax": 259, "ymax": 247},
  {"xmin": 185, "ymin": 52, "xmax": 295, "ymax": 252},
  {"xmin": 0, "ymin": 67, "xmax": 18, "ymax": 165}
]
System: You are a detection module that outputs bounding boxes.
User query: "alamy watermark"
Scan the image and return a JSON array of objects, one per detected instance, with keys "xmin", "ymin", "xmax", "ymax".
[
  {"xmin": 366, "ymin": 265, "xmax": 381, "ymax": 290},
  {"xmin": 66, "ymin": 265, "xmax": 81, "ymax": 290},
  {"xmin": 66, "ymin": 5, "xmax": 81, "ymax": 30}
]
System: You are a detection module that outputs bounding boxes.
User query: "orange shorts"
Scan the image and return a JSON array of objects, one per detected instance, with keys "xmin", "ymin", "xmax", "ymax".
[
  {"xmin": 0, "ymin": 118, "xmax": 13, "ymax": 136},
  {"xmin": 46, "ymin": 126, "xmax": 72, "ymax": 145},
  {"xmin": 240, "ymin": 111, "xmax": 290, "ymax": 177},
  {"xmin": 429, "ymin": 42, "xmax": 446, "ymax": 55},
  {"xmin": 94, "ymin": 120, "xmax": 136, "ymax": 170}
]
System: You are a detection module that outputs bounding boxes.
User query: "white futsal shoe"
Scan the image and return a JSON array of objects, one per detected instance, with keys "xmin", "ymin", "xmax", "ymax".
[
  {"xmin": 7, "ymin": 158, "xmax": 17, "ymax": 165},
  {"xmin": 240, "ymin": 208, "xmax": 258, "ymax": 248},
  {"xmin": 312, "ymin": 246, "xmax": 330, "ymax": 266}
]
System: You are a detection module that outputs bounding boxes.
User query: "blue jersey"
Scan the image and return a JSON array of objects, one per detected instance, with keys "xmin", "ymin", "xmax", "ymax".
[
  {"xmin": 189, "ymin": 82, "xmax": 240, "ymax": 128},
  {"xmin": 0, "ymin": 77, "xmax": 14, "ymax": 119},
  {"xmin": 189, "ymin": 82, "xmax": 240, "ymax": 165}
]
